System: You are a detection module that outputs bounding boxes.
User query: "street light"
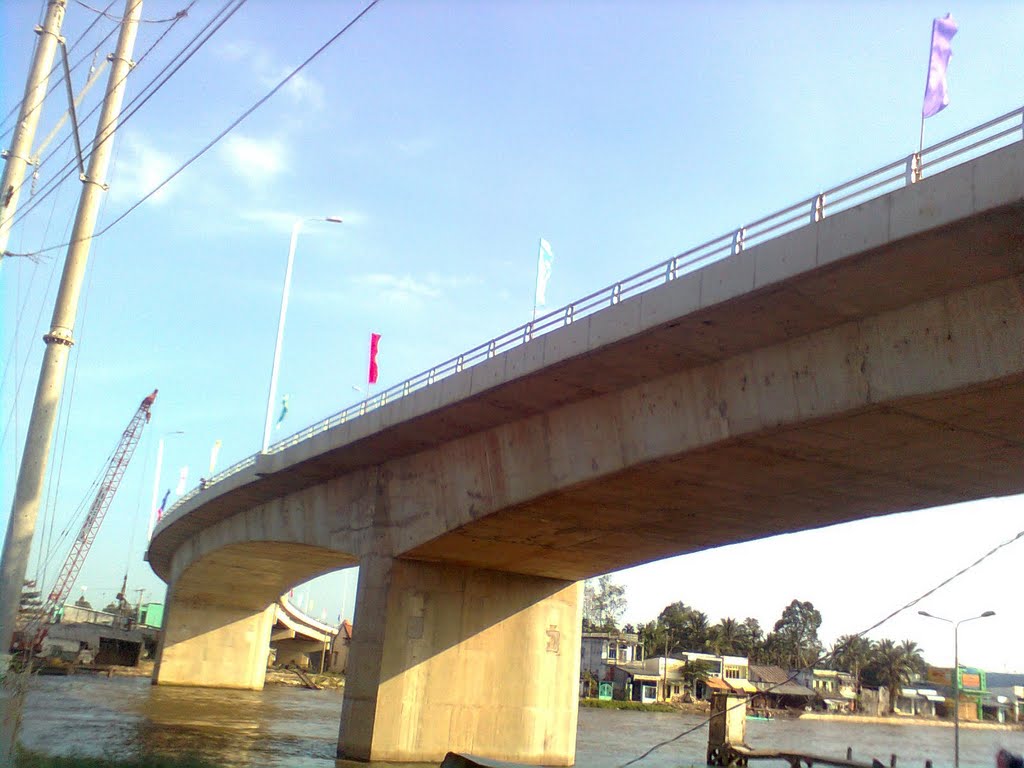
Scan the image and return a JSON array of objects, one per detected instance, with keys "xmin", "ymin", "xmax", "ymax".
[
  {"xmin": 918, "ymin": 609, "xmax": 996, "ymax": 768},
  {"xmin": 147, "ymin": 430, "xmax": 184, "ymax": 540},
  {"xmin": 261, "ymin": 216, "xmax": 343, "ymax": 453}
]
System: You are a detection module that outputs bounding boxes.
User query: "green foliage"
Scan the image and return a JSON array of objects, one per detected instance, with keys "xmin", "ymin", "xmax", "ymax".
[
  {"xmin": 578, "ymin": 698, "xmax": 676, "ymax": 712},
  {"xmin": 766, "ymin": 599, "xmax": 823, "ymax": 669},
  {"xmin": 830, "ymin": 634, "xmax": 873, "ymax": 686},
  {"xmin": 708, "ymin": 617, "xmax": 741, "ymax": 655},
  {"xmin": 16, "ymin": 750, "xmax": 220, "ymax": 768},
  {"xmin": 582, "ymin": 575, "xmax": 627, "ymax": 632},
  {"xmin": 862, "ymin": 637, "xmax": 927, "ymax": 711},
  {"xmin": 680, "ymin": 659, "xmax": 715, "ymax": 692}
]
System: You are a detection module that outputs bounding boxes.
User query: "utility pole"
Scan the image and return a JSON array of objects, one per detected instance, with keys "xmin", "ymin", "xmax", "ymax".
[
  {"xmin": 0, "ymin": 0, "xmax": 143, "ymax": 759},
  {"xmin": 0, "ymin": 0, "xmax": 68, "ymax": 265}
]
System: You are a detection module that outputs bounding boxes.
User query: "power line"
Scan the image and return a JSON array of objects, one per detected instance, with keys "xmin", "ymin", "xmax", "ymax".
[
  {"xmin": 616, "ymin": 525, "xmax": 1024, "ymax": 767},
  {"xmin": 5, "ymin": 0, "xmax": 383, "ymax": 262},
  {"xmin": 73, "ymin": 0, "xmax": 194, "ymax": 24},
  {"xmin": 2, "ymin": 0, "xmax": 239, "ymax": 239},
  {"xmin": 0, "ymin": 0, "xmax": 121, "ymax": 141}
]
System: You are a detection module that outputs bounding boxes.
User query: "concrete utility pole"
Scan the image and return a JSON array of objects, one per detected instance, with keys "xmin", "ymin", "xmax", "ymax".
[
  {"xmin": 0, "ymin": 0, "xmax": 143, "ymax": 759},
  {"xmin": 0, "ymin": 0, "xmax": 68, "ymax": 265}
]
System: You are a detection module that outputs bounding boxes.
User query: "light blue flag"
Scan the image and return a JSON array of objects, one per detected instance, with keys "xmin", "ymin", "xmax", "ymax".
[
  {"xmin": 535, "ymin": 238, "xmax": 553, "ymax": 309},
  {"xmin": 275, "ymin": 394, "xmax": 289, "ymax": 430}
]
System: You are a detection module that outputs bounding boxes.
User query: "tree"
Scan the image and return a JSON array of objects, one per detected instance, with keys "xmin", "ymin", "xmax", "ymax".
[
  {"xmin": 770, "ymin": 599, "xmax": 823, "ymax": 670},
  {"xmin": 738, "ymin": 617, "xmax": 764, "ymax": 659},
  {"xmin": 898, "ymin": 639, "xmax": 926, "ymax": 679},
  {"xmin": 863, "ymin": 638, "xmax": 925, "ymax": 712},
  {"xmin": 637, "ymin": 619, "xmax": 670, "ymax": 661},
  {"xmin": 831, "ymin": 634, "xmax": 873, "ymax": 691},
  {"xmin": 656, "ymin": 601, "xmax": 710, "ymax": 653},
  {"xmin": 680, "ymin": 658, "xmax": 716, "ymax": 699},
  {"xmin": 582, "ymin": 575, "xmax": 627, "ymax": 632},
  {"xmin": 708, "ymin": 617, "xmax": 742, "ymax": 656},
  {"xmin": 683, "ymin": 610, "xmax": 710, "ymax": 652}
]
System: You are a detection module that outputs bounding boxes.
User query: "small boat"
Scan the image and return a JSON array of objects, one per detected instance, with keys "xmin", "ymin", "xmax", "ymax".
[{"xmin": 747, "ymin": 711, "xmax": 775, "ymax": 722}]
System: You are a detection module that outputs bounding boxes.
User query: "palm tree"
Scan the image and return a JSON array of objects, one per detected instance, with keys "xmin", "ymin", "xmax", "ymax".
[
  {"xmin": 832, "ymin": 634, "xmax": 873, "ymax": 691},
  {"xmin": 869, "ymin": 638, "xmax": 920, "ymax": 713},
  {"xmin": 739, "ymin": 617, "xmax": 764, "ymax": 660},
  {"xmin": 898, "ymin": 639, "xmax": 926, "ymax": 679},
  {"xmin": 683, "ymin": 610, "xmax": 711, "ymax": 652},
  {"xmin": 709, "ymin": 617, "xmax": 742, "ymax": 656}
]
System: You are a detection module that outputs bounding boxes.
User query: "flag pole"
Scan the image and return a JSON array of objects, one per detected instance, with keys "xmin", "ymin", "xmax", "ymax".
[
  {"xmin": 918, "ymin": 117, "xmax": 925, "ymax": 181},
  {"xmin": 532, "ymin": 237, "xmax": 541, "ymax": 322}
]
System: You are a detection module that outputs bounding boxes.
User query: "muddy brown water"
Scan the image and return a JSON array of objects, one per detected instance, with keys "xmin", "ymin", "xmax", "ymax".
[{"xmin": 19, "ymin": 677, "xmax": 1024, "ymax": 767}]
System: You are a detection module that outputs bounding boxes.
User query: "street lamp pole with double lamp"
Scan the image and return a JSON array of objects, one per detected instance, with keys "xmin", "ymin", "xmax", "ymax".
[
  {"xmin": 918, "ymin": 609, "xmax": 996, "ymax": 768},
  {"xmin": 261, "ymin": 216, "xmax": 342, "ymax": 453}
]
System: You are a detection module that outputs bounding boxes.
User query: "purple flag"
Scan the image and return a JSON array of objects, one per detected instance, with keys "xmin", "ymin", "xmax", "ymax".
[{"xmin": 922, "ymin": 13, "xmax": 958, "ymax": 118}]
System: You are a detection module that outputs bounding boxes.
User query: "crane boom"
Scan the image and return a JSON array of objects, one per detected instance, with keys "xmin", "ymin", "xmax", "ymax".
[{"xmin": 46, "ymin": 389, "xmax": 157, "ymax": 609}]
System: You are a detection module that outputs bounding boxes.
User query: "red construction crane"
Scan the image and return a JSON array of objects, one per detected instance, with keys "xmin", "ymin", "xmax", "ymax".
[{"xmin": 45, "ymin": 389, "xmax": 157, "ymax": 610}]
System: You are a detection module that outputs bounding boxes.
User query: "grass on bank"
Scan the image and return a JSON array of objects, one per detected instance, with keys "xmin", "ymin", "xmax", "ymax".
[
  {"xmin": 579, "ymin": 697, "xmax": 677, "ymax": 712},
  {"xmin": 16, "ymin": 750, "xmax": 221, "ymax": 768}
]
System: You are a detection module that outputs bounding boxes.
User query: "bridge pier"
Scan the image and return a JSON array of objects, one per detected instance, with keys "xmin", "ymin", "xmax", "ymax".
[
  {"xmin": 153, "ymin": 588, "xmax": 276, "ymax": 690},
  {"xmin": 339, "ymin": 556, "xmax": 582, "ymax": 765}
]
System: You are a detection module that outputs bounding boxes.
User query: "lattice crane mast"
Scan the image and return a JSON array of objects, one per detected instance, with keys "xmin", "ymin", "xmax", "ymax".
[{"xmin": 45, "ymin": 389, "xmax": 157, "ymax": 611}]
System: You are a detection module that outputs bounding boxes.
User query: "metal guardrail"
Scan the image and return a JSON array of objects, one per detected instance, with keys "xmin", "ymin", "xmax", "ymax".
[{"xmin": 162, "ymin": 106, "xmax": 1024, "ymax": 522}]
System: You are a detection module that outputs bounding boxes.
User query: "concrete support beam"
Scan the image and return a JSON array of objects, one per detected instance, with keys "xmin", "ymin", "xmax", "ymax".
[
  {"xmin": 338, "ymin": 557, "xmax": 582, "ymax": 765},
  {"xmin": 153, "ymin": 591, "xmax": 275, "ymax": 690}
]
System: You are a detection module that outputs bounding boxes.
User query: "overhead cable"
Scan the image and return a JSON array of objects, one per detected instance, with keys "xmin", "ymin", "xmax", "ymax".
[
  {"xmin": 2, "ymin": 0, "xmax": 240, "ymax": 237},
  {"xmin": 617, "ymin": 524, "xmax": 1024, "ymax": 767},
  {"xmin": 6, "ymin": 0, "xmax": 382, "ymax": 260},
  {"xmin": 0, "ymin": 0, "xmax": 120, "ymax": 141}
]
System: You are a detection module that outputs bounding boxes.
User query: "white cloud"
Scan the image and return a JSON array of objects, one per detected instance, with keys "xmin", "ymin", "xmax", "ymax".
[
  {"xmin": 351, "ymin": 272, "xmax": 478, "ymax": 307},
  {"xmin": 396, "ymin": 137, "xmax": 434, "ymax": 157},
  {"xmin": 272, "ymin": 71, "xmax": 325, "ymax": 112},
  {"xmin": 109, "ymin": 133, "xmax": 178, "ymax": 204},
  {"xmin": 218, "ymin": 40, "xmax": 325, "ymax": 111},
  {"xmin": 221, "ymin": 135, "xmax": 287, "ymax": 185}
]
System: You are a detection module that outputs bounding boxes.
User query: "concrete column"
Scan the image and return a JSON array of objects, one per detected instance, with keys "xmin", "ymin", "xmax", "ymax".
[
  {"xmin": 153, "ymin": 587, "xmax": 276, "ymax": 690},
  {"xmin": 339, "ymin": 557, "xmax": 582, "ymax": 765}
]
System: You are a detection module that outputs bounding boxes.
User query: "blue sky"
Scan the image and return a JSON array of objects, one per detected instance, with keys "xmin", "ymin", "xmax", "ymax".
[{"xmin": 2, "ymin": 1, "xmax": 1022, "ymax": 670}]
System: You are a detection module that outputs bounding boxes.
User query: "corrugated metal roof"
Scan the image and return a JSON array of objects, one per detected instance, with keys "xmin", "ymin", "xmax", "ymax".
[
  {"xmin": 754, "ymin": 680, "xmax": 816, "ymax": 697},
  {"xmin": 748, "ymin": 664, "xmax": 791, "ymax": 684}
]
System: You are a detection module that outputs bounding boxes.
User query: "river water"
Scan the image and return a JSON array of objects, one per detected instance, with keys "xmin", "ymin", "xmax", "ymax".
[{"xmin": 19, "ymin": 677, "xmax": 1024, "ymax": 768}]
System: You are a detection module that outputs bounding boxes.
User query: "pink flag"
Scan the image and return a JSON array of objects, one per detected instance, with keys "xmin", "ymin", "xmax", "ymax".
[
  {"xmin": 368, "ymin": 332, "xmax": 381, "ymax": 384},
  {"xmin": 922, "ymin": 13, "xmax": 957, "ymax": 118}
]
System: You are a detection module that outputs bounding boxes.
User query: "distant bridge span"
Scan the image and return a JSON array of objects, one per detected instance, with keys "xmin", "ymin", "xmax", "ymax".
[{"xmin": 149, "ymin": 119, "xmax": 1024, "ymax": 765}]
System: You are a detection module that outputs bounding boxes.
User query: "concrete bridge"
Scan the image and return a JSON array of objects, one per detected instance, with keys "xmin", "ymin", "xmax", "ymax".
[
  {"xmin": 148, "ymin": 119, "xmax": 1024, "ymax": 764},
  {"xmin": 270, "ymin": 597, "xmax": 338, "ymax": 668}
]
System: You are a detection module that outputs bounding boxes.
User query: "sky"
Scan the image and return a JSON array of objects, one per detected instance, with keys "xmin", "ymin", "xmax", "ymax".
[{"xmin": 1, "ymin": 1, "xmax": 1022, "ymax": 672}]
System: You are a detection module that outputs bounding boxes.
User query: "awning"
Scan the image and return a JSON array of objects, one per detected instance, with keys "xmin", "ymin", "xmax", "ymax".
[
  {"xmin": 705, "ymin": 677, "xmax": 732, "ymax": 691},
  {"xmin": 729, "ymin": 680, "xmax": 758, "ymax": 693},
  {"xmin": 925, "ymin": 695, "xmax": 945, "ymax": 702}
]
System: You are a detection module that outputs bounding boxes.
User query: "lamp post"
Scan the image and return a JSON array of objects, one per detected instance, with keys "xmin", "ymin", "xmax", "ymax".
[
  {"xmin": 147, "ymin": 430, "xmax": 183, "ymax": 540},
  {"xmin": 261, "ymin": 216, "xmax": 343, "ymax": 453},
  {"xmin": 918, "ymin": 609, "xmax": 996, "ymax": 768}
]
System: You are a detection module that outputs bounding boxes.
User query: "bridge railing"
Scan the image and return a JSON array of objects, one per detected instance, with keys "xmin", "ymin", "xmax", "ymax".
[{"xmin": 159, "ymin": 106, "xmax": 1024, "ymax": 524}]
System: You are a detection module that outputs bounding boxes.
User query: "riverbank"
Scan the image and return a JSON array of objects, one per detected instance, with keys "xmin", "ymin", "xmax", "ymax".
[
  {"xmin": 799, "ymin": 712, "xmax": 1024, "ymax": 731},
  {"xmin": 77, "ymin": 662, "xmax": 345, "ymax": 691},
  {"xmin": 17, "ymin": 750, "xmax": 219, "ymax": 767}
]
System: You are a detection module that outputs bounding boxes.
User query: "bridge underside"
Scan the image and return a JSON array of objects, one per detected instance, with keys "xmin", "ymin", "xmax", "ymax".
[
  {"xmin": 407, "ymin": 373, "xmax": 1024, "ymax": 579},
  {"xmin": 154, "ymin": 542, "xmax": 354, "ymax": 690},
  {"xmin": 148, "ymin": 143, "xmax": 1024, "ymax": 766}
]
